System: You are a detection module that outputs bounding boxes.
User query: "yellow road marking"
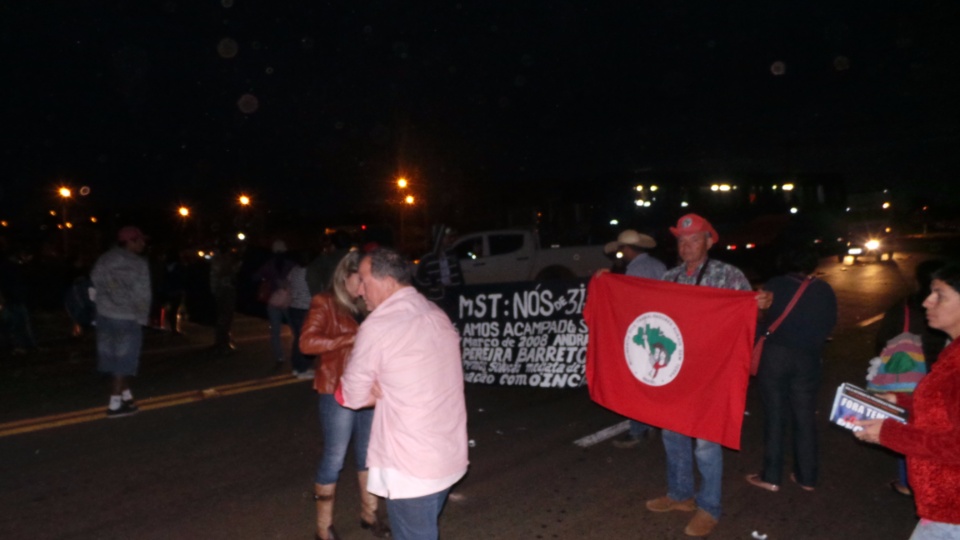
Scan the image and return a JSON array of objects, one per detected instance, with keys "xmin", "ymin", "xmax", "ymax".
[{"xmin": 0, "ymin": 374, "xmax": 310, "ymax": 438}]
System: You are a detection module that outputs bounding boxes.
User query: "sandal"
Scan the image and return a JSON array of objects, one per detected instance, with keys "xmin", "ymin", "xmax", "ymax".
[
  {"xmin": 360, "ymin": 518, "xmax": 392, "ymax": 538},
  {"xmin": 890, "ymin": 480, "xmax": 912, "ymax": 497},
  {"xmin": 746, "ymin": 473, "xmax": 780, "ymax": 492},
  {"xmin": 790, "ymin": 473, "xmax": 815, "ymax": 492}
]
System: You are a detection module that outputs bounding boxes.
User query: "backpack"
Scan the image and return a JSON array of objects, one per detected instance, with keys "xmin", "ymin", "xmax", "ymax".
[{"xmin": 866, "ymin": 304, "xmax": 927, "ymax": 392}]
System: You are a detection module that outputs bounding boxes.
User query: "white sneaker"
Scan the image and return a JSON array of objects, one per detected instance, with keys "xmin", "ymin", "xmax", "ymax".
[{"xmin": 294, "ymin": 369, "xmax": 315, "ymax": 380}]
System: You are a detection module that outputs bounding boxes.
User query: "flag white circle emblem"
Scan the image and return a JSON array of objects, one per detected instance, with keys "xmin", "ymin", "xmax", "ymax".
[{"xmin": 624, "ymin": 312, "xmax": 684, "ymax": 386}]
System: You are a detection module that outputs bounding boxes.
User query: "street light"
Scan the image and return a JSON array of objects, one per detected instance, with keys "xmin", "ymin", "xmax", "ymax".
[
  {"xmin": 177, "ymin": 206, "xmax": 192, "ymax": 237},
  {"xmin": 57, "ymin": 186, "xmax": 72, "ymax": 255},
  {"xmin": 238, "ymin": 195, "xmax": 251, "ymax": 206},
  {"xmin": 394, "ymin": 175, "xmax": 428, "ymax": 252}
]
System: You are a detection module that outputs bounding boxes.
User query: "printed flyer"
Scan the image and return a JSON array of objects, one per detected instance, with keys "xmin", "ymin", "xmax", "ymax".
[{"xmin": 830, "ymin": 382, "xmax": 908, "ymax": 431}]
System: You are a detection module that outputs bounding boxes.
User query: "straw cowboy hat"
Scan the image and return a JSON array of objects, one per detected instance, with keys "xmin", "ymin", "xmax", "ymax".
[{"xmin": 612, "ymin": 229, "xmax": 656, "ymax": 251}]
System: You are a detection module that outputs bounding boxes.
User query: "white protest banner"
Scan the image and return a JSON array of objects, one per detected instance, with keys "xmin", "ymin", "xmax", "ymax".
[{"xmin": 436, "ymin": 279, "xmax": 589, "ymax": 388}]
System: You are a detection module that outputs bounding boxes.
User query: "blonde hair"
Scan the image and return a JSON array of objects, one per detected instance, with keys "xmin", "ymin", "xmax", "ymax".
[{"xmin": 331, "ymin": 249, "xmax": 365, "ymax": 316}]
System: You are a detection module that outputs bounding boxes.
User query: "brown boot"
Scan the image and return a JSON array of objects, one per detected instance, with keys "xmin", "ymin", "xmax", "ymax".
[
  {"xmin": 645, "ymin": 495, "xmax": 696, "ymax": 513},
  {"xmin": 357, "ymin": 471, "xmax": 390, "ymax": 538},
  {"xmin": 314, "ymin": 483, "xmax": 338, "ymax": 540},
  {"xmin": 684, "ymin": 509, "xmax": 719, "ymax": 537}
]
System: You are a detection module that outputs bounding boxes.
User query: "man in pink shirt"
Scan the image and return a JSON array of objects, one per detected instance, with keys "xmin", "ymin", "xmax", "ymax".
[{"xmin": 337, "ymin": 248, "xmax": 468, "ymax": 540}]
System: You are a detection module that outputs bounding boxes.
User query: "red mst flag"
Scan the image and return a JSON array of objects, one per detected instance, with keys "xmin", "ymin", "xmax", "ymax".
[{"xmin": 583, "ymin": 273, "xmax": 758, "ymax": 450}]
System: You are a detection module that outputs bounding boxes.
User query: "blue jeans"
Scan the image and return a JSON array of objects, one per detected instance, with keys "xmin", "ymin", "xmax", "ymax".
[
  {"xmin": 386, "ymin": 488, "xmax": 451, "ymax": 540},
  {"xmin": 910, "ymin": 519, "xmax": 960, "ymax": 540},
  {"xmin": 898, "ymin": 457, "xmax": 909, "ymax": 489},
  {"xmin": 662, "ymin": 429, "xmax": 722, "ymax": 520},
  {"xmin": 629, "ymin": 419, "xmax": 653, "ymax": 438},
  {"xmin": 266, "ymin": 305, "xmax": 289, "ymax": 363},
  {"xmin": 95, "ymin": 315, "xmax": 143, "ymax": 376},
  {"xmin": 287, "ymin": 307, "xmax": 310, "ymax": 372},
  {"xmin": 315, "ymin": 393, "xmax": 374, "ymax": 485}
]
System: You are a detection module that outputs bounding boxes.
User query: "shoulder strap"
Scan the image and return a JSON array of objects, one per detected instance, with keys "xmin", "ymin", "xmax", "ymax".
[
  {"xmin": 673, "ymin": 259, "xmax": 710, "ymax": 285},
  {"xmin": 695, "ymin": 259, "xmax": 710, "ymax": 286},
  {"xmin": 764, "ymin": 276, "xmax": 814, "ymax": 336},
  {"xmin": 902, "ymin": 303, "xmax": 910, "ymax": 334}
]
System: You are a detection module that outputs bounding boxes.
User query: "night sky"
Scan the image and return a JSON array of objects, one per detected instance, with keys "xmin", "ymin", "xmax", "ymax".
[{"xmin": 3, "ymin": 1, "xmax": 958, "ymax": 224}]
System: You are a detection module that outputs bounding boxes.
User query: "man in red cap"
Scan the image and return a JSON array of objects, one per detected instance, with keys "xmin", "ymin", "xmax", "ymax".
[
  {"xmin": 645, "ymin": 213, "xmax": 772, "ymax": 537},
  {"xmin": 90, "ymin": 226, "xmax": 151, "ymax": 418}
]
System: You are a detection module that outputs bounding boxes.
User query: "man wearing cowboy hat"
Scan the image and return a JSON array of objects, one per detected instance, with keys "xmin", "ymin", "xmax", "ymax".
[
  {"xmin": 644, "ymin": 213, "xmax": 772, "ymax": 537},
  {"xmin": 605, "ymin": 229, "xmax": 668, "ymax": 448}
]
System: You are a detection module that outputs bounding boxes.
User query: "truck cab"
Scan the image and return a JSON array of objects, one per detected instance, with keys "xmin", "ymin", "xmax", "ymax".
[
  {"xmin": 443, "ymin": 229, "xmax": 607, "ymax": 284},
  {"xmin": 450, "ymin": 231, "xmax": 533, "ymax": 283}
]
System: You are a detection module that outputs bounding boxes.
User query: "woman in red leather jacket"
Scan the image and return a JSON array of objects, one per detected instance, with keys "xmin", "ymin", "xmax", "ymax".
[{"xmin": 300, "ymin": 250, "xmax": 389, "ymax": 540}]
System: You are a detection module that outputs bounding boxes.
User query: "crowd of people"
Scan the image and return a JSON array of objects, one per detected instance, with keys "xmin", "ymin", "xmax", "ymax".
[
  {"xmin": 81, "ymin": 225, "xmax": 465, "ymax": 540},
  {"xmin": 3, "ymin": 211, "xmax": 959, "ymax": 540}
]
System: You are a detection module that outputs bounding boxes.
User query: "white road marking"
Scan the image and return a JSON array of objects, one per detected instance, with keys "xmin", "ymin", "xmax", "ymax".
[
  {"xmin": 857, "ymin": 313, "xmax": 885, "ymax": 328},
  {"xmin": 573, "ymin": 420, "xmax": 630, "ymax": 448}
]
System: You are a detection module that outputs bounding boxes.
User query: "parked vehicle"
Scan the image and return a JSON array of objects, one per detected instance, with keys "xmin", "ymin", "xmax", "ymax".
[{"xmin": 428, "ymin": 229, "xmax": 609, "ymax": 284}]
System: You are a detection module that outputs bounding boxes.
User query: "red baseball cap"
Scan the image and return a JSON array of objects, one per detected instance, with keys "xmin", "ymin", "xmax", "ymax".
[
  {"xmin": 669, "ymin": 214, "xmax": 719, "ymax": 243},
  {"xmin": 117, "ymin": 226, "xmax": 147, "ymax": 244}
]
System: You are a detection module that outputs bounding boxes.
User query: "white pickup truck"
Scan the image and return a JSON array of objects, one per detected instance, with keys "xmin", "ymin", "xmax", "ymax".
[{"xmin": 439, "ymin": 229, "xmax": 609, "ymax": 284}]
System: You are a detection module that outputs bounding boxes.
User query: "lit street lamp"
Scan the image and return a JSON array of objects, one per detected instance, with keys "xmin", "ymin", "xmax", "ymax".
[
  {"xmin": 177, "ymin": 206, "xmax": 192, "ymax": 236},
  {"xmin": 233, "ymin": 194, "xmax": 262, "ymax": 242},
  {"xmin": 177, "ymin": 205, "xmax": 203, "ymax": 243},
  {"xmin": 57, "ymin": 185, "xmax": 72, "ymax": 255},
  {"xmin": 394, "ymin": 176, "xmax": 427, "ymax": 252}
]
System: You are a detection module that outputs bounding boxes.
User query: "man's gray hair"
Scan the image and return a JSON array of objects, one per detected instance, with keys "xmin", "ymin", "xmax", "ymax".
[{"xmin": 365, "ymin": 247, "xmax": 413, "ymax": 286}]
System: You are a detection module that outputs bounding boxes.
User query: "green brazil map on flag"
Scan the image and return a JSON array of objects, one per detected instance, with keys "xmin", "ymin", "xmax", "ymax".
[{"xmin": 624, "ymin": 312, "xmax": 684, "ymax": 386}]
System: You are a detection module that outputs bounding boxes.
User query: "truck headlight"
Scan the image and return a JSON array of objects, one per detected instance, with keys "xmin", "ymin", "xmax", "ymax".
[{"xmin": 865, "ymin": 239, "xmax": 881, "ymax": 251}]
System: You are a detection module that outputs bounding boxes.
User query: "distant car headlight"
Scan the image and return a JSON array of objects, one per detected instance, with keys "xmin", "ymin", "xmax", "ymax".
[
  {"xmin": 865, "ymin": 239, "xmax": 881, "ymax": 251},
  {"xmin": 848, "ymin": 247, "xmax": 863, "ymax": 255}
]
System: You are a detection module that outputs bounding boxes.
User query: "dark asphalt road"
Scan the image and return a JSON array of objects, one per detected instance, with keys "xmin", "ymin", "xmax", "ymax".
[{"xmin": 0, "ymin": 253, "xmax": 937, "ymax": 539}]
